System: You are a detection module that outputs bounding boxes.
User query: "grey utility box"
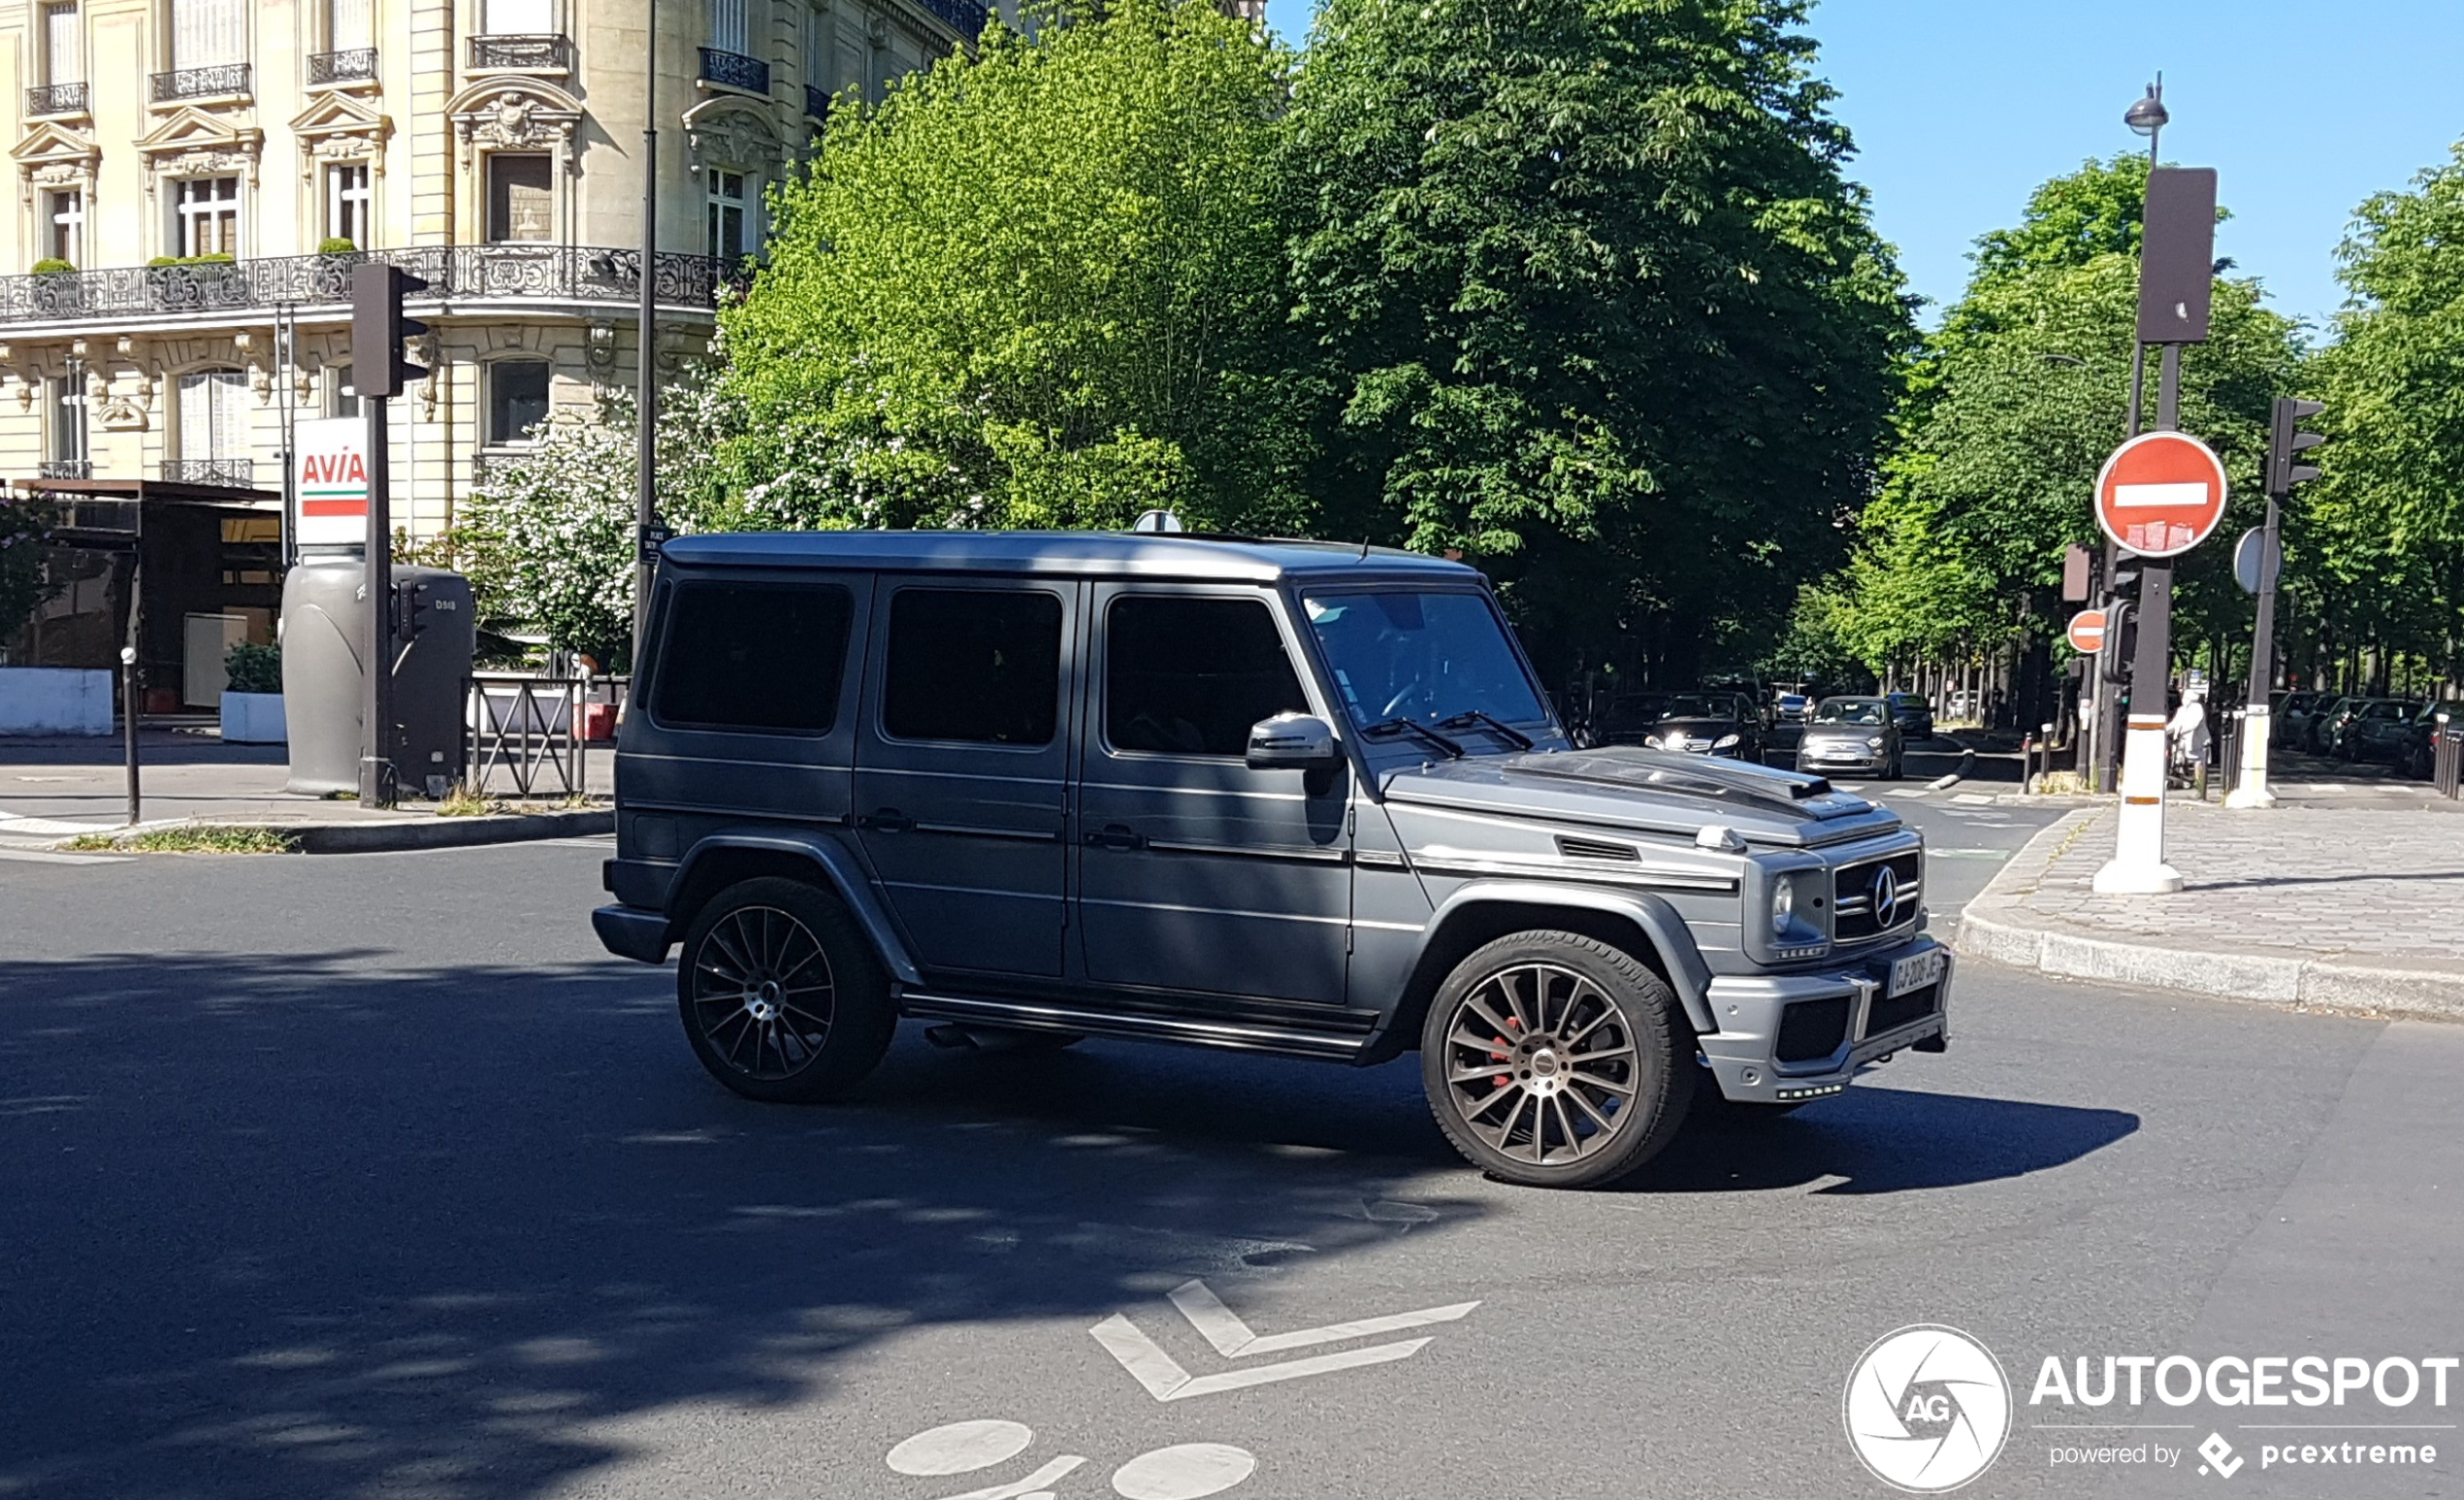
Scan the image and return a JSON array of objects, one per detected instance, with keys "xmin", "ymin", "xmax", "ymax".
[{"xmin": 280, "ymin": 557, "xmax": 476, "ymax": 797}]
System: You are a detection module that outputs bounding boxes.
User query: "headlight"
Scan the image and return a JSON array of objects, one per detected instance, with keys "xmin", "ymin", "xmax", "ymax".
[
  {"xmin": 1643, "ymin": 734, "xmax": 1664, "ymax": 748},
  {"xmin": 1770, "ymin": 876, "xmax": 1796, "ymax": 936},
  {"xmin": 1866, "ymin": 736, "xmax": 1884, "ymax": 749},
  {"xmin": 1715, "ymin": 734, "xmax": 1739, "ymax": 749}
]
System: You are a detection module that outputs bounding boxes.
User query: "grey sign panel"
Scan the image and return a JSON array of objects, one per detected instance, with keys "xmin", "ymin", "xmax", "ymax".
[{"xmin": 2138, "ymin": 167, "xmax": 2218, "ymax": 344}]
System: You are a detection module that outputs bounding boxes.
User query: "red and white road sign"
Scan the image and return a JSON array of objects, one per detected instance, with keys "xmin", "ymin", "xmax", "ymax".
[
  {"xmin": 2066, "ymin": 608, "xmax": 2108, "ymax": 653},
  {"xmin": 2094, "ymin": 431, "xmax": 2229, "ymax": 558}
]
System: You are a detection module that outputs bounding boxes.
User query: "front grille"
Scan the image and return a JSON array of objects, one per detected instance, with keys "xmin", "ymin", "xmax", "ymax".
[
  {"xmin": 1832, "ymin": 852, "xmax": 1922, "ymax": 942},
  {"xmin": 1774, "ymin": 995, "xmax": 1851, "ymax": 1063},
  {"xmin": 1864, "ymin": 982, "xmax": 1939, "ymax": 1038}
]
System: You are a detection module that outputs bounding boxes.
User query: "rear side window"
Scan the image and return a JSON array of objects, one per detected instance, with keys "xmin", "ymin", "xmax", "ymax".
[
  {"xmin": 1106, "ymin": 595, "xmax": 1308, "ymax": 757},
  {"xmin": 651, "ymin": 580, "xmax": 853, "ymax": 733},
  {"xmin": 883, "ymin": 588, "xmax": 1063, "ymax": 745}
]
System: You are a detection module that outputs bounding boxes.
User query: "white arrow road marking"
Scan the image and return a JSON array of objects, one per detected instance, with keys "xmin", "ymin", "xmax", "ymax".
[
  {"xmin": 1089, "ymin": 1279, "xmax": 1478, "ymax": 1402},
  {"xmin": 1166, "ymin": 1279, "xmax": 1478, "ymax": 1356}
]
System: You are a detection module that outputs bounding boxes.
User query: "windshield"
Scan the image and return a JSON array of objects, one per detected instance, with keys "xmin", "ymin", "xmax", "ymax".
[
  {"xmin": 1658, "ymin": 695, "xmax": 1732, "ymax": 721},
  {"xmin": 1814, "ymin": 698, "xmax": 1886, "ymax": 726},
  {"xmin": 1302, "ymin": 589, "xmax": 1548, "ymax": 731}
]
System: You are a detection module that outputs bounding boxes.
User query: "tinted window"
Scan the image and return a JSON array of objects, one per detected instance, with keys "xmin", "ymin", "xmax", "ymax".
[
  {"xmin": 652, "ymin": 581, "xmax": 853, "ymax": 733},
  {"xmin": 884, "ymin": 588, "xmax": 1062, "ymax": 745},
  {"xmin": 1107, "ymin": 596, "xmax": 1308, "ymax": 757}
]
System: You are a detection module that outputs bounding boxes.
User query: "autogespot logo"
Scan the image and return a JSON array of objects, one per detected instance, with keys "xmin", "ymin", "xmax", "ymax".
[{"xmin": 1845, "ymin": 1325, "xmax": 2014, "ymax": 1492}]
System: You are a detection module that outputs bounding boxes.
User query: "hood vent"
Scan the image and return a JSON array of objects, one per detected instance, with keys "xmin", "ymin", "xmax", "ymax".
[{"xmin": 1556, "ymin": 834, "xmax": 1640, "ymax": 863}]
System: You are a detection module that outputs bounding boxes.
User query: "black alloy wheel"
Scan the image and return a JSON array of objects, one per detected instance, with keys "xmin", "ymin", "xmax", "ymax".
[{"xmin": 677, "ymin": 877, "xmax": 892, "ymax": 1103}]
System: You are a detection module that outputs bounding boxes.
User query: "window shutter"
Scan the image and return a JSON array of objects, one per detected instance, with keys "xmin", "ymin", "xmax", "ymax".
[
  {"xmin": 44, "ymin": 4, "xmax": 81, "ymax": 84},
  {"xmin": 709, "ymin": 0, "xmax": 748, "ymax": 54},
  {"xmin": 172, "ymin": 0, "xmax": 243, "ymax": 69},
  {"xmin": 328, "ymin": 0, "xmax": 373, "ymax": 50}
]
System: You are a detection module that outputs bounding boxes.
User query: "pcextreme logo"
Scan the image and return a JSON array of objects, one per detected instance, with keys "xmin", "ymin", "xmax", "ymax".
[{"xmin": 1844, "ymin": 1325, "xmax": 2013, "ymax": 1493}]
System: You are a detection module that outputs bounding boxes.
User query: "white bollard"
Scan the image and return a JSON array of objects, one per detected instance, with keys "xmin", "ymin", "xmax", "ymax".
[
  {"xmin": 2094, "ymin": 711, "xmax": 2184, "ymax": 893},
  {"xmin": 2224, "ymin": 703, "xmax": 2276, "ymax": 809}
]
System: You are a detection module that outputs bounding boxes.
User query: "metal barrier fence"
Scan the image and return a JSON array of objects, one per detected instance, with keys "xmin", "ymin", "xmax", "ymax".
[
  {"xmin": 465, "ymin": 674, "xmax": 588, "ymax": 799},
  {"xmin": 2436, "ymin": 710, "xmax": 2462, "ymax": 800},
  {"xmin": 2218, "ymin": 710, "xmax": 2243, "ymax": 799}
]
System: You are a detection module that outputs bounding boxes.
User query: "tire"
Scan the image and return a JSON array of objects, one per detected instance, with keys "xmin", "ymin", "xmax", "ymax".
[
  {"xmin": 675, "ymin": 877, "xmax": 894, "ymax": 1103},
  {"xmin": 1419, "ymin": 930, "xmax": 1693, "ymax": 1188}
]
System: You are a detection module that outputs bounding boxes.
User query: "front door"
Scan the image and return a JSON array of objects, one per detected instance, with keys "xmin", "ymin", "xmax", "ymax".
[
  {"xmin": 852, "ymin": 579, "xmax": 1075, "ymax": 979},
  {"xmin": 1075, "ymin": 586, "xmax": 1351, "ymax": 1004}
]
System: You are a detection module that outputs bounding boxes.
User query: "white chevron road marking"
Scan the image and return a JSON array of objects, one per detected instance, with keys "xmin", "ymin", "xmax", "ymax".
[{"xmin": 1089, "ymin": 1278, "xmax": 1477, "ymax": 1402}]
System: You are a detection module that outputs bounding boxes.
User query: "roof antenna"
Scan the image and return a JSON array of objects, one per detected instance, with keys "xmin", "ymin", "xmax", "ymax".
[{"xmin": 1358, "ymin": 537, "xmax": 1370, "ymax": 560}]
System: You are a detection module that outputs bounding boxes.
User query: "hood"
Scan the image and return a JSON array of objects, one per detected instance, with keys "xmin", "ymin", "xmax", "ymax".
[
  {"xmin": 1382, "ymin": 747, "xmax": 1902, "ymax": 849},
  {"xmin": 1646, "ymin": 717, "xmax": 1747, "ymax": 737}
]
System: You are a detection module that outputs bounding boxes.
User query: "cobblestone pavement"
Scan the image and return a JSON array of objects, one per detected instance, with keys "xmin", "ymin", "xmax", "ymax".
[{"xmin": 2001, "ymin": 802, "xmax": 2464, "ymax": 964}]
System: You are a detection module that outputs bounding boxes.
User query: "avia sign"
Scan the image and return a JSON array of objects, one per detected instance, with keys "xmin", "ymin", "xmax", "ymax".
[
  {"xmin": 292, "ymin": 416, "xmax": 370, "ymax": 547},
  {"xmin": 2094, "ymin": 431, "xmax": 2229, "ymax": 558}
]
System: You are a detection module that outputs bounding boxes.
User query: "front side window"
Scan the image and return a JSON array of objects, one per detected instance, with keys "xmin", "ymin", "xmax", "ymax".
[
  {"xmin": 46, "ymin": 189, "xmax": 83, "ymax": 263},
  {"xmin": 1302, "ymin": 589, "xmax": 1546, "ymax": 732},
  {"xmin": 486, "ymin": 153, "xmax": 553, "ymax": 242},
  {"xmin": 883, "ymin": 589, "xmax": 1062, "ymax": 746},
  {"xmin": 324, "ymin": 161, "xmax": 371, "ymax": 247},
  {"xmin": 172, "ymin": 176, "xmax": 240, "ymax": 257},
  {"xmin": 1106, "ymin": 596, "xmax": 1307, "ymax": 757},
  {"xmin": 486, "ymin": 359, "xmax": 551, "ymax": 445},
  {"xmin": 652, "ymin": 581, "xmax": 853, "ymax": 733},
  {"xmin": 706, "ymin": 169, "xmax": 748, "ymax": 260}
]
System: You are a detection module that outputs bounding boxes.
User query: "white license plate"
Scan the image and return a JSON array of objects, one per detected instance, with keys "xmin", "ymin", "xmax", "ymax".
[{"xmin": 1889, "ymin": 948, "xmax": 1946, "ymax": 998}]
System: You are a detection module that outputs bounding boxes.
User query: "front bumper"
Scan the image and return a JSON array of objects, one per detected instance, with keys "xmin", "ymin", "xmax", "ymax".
[
  {"xmin": 593, "ymin": 903, "xmax": 672, "ymax": 963},
  {"xmin": 1798, "ymin": 744, "xmax": 1889, "ymax": 772},
  {"xmin": 1697, "ymin": 937, "xmax": 1952, "ymax": 1104}
]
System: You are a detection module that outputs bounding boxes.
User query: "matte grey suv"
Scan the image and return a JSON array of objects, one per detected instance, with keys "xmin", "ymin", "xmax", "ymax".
[{"xmin": 592, "ymin": 532, "xmax": 1954, "ymax": 1188}]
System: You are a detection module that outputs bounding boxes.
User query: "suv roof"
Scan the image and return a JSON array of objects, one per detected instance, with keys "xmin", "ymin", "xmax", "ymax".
[{"xmin": 661, "ymin": 530, "xmax": 1476, "ymax": 584}]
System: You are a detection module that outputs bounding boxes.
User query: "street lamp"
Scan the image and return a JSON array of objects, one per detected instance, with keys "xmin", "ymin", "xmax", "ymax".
[
  {"xmin": 2093, "ymin": 74, "xmax": 2169, "ymax": 796},
  {"xmin": 2124, "ymin": 81, "xmax": 2168, "ymax": 152}
]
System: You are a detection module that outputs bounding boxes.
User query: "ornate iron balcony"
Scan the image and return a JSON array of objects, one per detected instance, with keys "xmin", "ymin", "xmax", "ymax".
[
  {"xmin": 916, "ymin": 0, "xmax": 989, "ymax": 39},
  {"xmin": 468, "ymin": 33, "xmax": 572, "ymax": 72},
  {"xmin": 149, "ymin": 63, "xmax": 251, "ymax": 103},
  {"xmin": 26, "ymin": 82, "xmax": 89, "ymax": 116},
  {"xmin": 38, "ymin": 458, "xmax": 93, "ymax": 480},
  {"xmin": 161, "ymin": 458, "xmax": 255, "ymax": 487},
  {"xmin": 698, "ymin": 47, "xmax": 769, "ymax": 95},
  {"xmin": 0, "ymin": 245, "xmax": 730, "ymax": 328},
  {"xmin": 308, "ymin": 48, "xmax": 378, "ymax": 85},
  {"xmin": 805, "ymin": 83, "xmax": 829, "ymax": 121}
]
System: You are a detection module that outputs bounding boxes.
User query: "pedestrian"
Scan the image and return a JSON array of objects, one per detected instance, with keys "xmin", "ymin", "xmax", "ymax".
[{"xmin": 2167, "ymin": 684, "xmax": 2211, "ymax": 780}]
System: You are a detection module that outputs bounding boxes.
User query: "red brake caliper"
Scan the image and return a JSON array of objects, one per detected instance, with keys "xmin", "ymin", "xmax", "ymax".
[{"xmin": 1491, "ymin": 1015, "xmax": 1519, "ymax": 1088}]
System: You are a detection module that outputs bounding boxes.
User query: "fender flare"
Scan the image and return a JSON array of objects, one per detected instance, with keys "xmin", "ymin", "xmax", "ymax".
[
  {"xmin": 1377, "ymin": 880, "xmax": 1720, "ymax": 1053},
  {"xmin": 667, "ymin": 830, "xmax": 921, "ymax": 986}
]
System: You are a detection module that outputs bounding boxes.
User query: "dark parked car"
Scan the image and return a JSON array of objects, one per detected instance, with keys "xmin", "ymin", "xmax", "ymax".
[
  {"xmin": 1885, "ymin": 693, "xmax": 1935, "ymax": 741},
  {"xmin": 589, "ymin": 531, "xmax": 1951, "ymax": 1189},
  {"xmin": 2396, "ymin": 701, "xmax": 2450, "ymax": 781},
  {"xmin": 1795, "ymin": 697, "xmax": 1904, "ymax": 780},
  {"xmin": 2347, "ymin": 699, "xmax": 2428, "ymax": 765},
  {"xmin": 2270, "ymin": 691, "xmax": 2325, "ymax": 749},
  {"xmin": 1640, "ymin": 691, "xmax": 1768, "ymax": 761}
]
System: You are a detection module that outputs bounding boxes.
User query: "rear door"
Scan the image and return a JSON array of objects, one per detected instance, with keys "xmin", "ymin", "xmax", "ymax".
[
  {"xmin": 1073, "ymin": 585, "xmax": 1352, "ymax": 1005},
  {"xmin": 851, "ymin": 578, "xmax": 1075, "ymax": 978}
]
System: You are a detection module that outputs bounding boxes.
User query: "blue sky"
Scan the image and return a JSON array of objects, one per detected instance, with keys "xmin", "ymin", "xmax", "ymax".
[{"xmin": 1256, "ymin": 0, "xmax": 2464, "ymax": 336}]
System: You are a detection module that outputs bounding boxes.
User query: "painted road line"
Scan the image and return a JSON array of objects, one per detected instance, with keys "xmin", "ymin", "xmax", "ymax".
[
  {"xmin": 1167, "ymin": 1279, "xmax": 1479, "ymax": 1356},
  {"xmin": 1952, "ymin": 792, "xmax": 1994, "ymax": 805},
  {"xmin": 1089, "ymin": 1315, "xmax": 1432, "ymax": 1402},
  {"xmin": 0, "ymin": 848, "xmax": 130, "ymax": 865},
  {"xmin": 941, "ymin": 1454, "xmax": 1087, "ymax": 1500}
]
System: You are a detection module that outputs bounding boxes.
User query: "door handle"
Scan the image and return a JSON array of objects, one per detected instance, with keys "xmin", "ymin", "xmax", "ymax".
[
  {"xmin": 860, "ymin": 807, "xmax": 916, "ymax": 833},
  {"xmin": 1085, "ymin": 824, "xmax": 1144, "ymax": 851}
]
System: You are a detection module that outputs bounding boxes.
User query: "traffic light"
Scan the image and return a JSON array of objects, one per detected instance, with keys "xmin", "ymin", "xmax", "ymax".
[
  {"xmin": 2266, "ymin": 398, "xmax": 2325, "ymax": 499},
  {"xmin": 2099, "ymin": 600, "xmax": 2137, "ymax": 687},
  {"xmin": 392, "ymin": 576, "xmax": 458, "ymax": 645},
  {"xmin": 351, "ymin": 262, "xmax": 431, "ymax": 398}
]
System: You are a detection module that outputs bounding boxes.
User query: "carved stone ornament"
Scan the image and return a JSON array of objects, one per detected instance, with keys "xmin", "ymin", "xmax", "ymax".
[
  {"xmin": 291, "ymin": 92, "xmax": 394, "ymax": 181},
  {"xmin": 682, "ymin": 97, "xmax": 787, "ymax": 174},
  {"xmin": 96, "ymin": 385, "xmax": 149, "ymax": 433},
  {"xmin": 11, "ymin": 121, "xmax": 102, "ymax": 212},
  {"xmin": 135, "ymin": 108, "xmax": 265, "ymax": 194},
  {"xmin": 448, "ymin": 82, "xmax": 584, "ymax": 170},
  {"xmin": 586, "ymin": 320, "xmax": 617, "ymax": 373}
]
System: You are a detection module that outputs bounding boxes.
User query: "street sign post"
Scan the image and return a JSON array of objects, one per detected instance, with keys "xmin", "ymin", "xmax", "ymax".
[
  {"xmin": 2093, "ymin": 431, "xmax": 2229, "ymax": 558},
  {"xmin": 2228, "ymin": 398, "xmax": 2326, "ymax": 811},
  {"xmin": 2066, "ymin": 609, "xmax": 2108, "ymax": 654}
]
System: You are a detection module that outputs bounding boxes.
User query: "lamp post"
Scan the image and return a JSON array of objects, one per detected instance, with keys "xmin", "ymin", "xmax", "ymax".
[
  {"xmin": 2093, "ymin": 78, "xmax": 2168, "ymax": 793},
  {"xmin": 634, "ymin": 0, "xmax": 659, "ymax": 672}
]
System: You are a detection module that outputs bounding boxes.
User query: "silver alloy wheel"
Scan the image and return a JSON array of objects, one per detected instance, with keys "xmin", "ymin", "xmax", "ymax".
[
  {"xmin": 1438, "ymin": 961, "xmax": 1638, "ymax": 1166},
  {"xmin": 688, "ymin": 904, "xmax": 837, "ymax": 1081}
]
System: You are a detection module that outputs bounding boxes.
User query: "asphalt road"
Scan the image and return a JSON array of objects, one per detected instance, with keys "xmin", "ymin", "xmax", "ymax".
[{"xmin": 3, "ymin": 792, "xmax": 2458, "ymax": 1500}]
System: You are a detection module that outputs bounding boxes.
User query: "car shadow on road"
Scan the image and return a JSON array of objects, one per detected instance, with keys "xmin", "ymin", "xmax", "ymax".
[
  {"xmin": 0, "ymin": 951, "xmax": 1482, "ymax": 1500},
  {"xmin": 1635, "ymin": 1085, "xmax": 2139, "ymax": 1195}
]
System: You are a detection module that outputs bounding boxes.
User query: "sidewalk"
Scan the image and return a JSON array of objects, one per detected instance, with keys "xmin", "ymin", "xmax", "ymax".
[
  {"xmin": 0, "ymin": 725, "xmax": 612, "ymax": 853},
  {"xmin": 1957, "ymin": 799, "xmax": 2464, "ymax": 1021}
]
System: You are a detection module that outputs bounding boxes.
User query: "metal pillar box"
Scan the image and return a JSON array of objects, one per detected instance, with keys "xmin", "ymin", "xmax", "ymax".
[{"xmin": 280, "ymin": 558, "xmax": 476, "ymax": 797}]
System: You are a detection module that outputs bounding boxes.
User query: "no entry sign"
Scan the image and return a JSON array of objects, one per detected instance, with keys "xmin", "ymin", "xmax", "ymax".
[
  {"xmin": 2066, "ymin": 608, "xmax": 2108, "ymax": 654},
  {"xmin": 2095, "ymin": 431, "xmax": 2229, "ymax": 558}
]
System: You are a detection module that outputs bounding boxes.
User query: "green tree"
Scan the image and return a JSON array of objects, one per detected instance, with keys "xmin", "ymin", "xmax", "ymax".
[
  {"xmin": 0, "ymin": 492, "xmax": 60, "ymax": 658},
  {"xmin": 1280, "ymin": 0, "xmax": 1914, "ymax": 686},
  {"xmin": 717, "ymin": 0, "xmax": 1304, "ymax": 535}
]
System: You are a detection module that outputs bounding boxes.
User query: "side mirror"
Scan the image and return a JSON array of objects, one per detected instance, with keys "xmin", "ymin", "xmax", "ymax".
[{"xmin": 1246, "ymin": 712, "xmax": 1341, "ymax": 771}]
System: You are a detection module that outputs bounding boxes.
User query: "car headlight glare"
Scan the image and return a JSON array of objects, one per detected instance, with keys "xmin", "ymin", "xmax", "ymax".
[
  {"xmin": 1866, "ymin": 735, "xmax": 1884, "ymax": 750},
  {"xmin": 1714, "ymin": 734, "xmax": 1739, "ymax": 749},
  {"xmin": 1770, "ymin": 875, "xmax": 1795, "ymax": 936},
  {"xmin": 1643, "ymin": 734, "xmax": 1664, "ymax": 748}
]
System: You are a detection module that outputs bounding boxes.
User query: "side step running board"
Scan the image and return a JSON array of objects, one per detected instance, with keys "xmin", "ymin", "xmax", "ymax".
[{"xmin": 899, "ymin": 991, "xmax": 1370, "ymax": 1062}]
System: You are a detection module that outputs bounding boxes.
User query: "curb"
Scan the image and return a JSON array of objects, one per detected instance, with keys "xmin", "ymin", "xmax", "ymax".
[
  {"xmin": 1953, "ymin": 809, "xmax": 2464, "ymax": 1022},
  {"xmin": 57, "ymin": 808, "xmax": 611, "ymax": 855}
]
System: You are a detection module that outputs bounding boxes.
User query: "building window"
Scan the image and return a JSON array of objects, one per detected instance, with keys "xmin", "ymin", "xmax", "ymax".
[
  {"xmin": 804, "ymin": 5, "xmax": 829, "ymax": 90},
  {"xmin": 706, "ymin": 169, "xmax": 749, "ymax": 260},
  {"xmin": 709, "ymin": 0, "xmax": 749, "ymax": 53},
  {"xmin": 48, "ymin": 371, "xmax": 89, "ymax": 466},
  {"xmin": 169, "ymin": 0, "xmax": 244, "ymax": 71},
  {"xmin": 172, "ymin": 176, "xmax": 241, "ymax": 257},
  {"xmin": 176, "ymin": 368, "xmax": 247, "ymax": 460},
  {"xmin": 487, "ymin": 360, "xmax": 552, "ymax": 446},
  {"xmin": 324, "ymin": 364, "xmax": 359, "ymax": 419},
  {"xmin": 324, "ymin": 162, "xmax": 371, "ymax": 248},
  {"xmin": 325, "ymin": 0, "xmax": 372, "ymax": 49},
  {"xmin": 486, "ymin": 154, "xmax": 554, "ymax": 243},
  {"xmin": 43, "ymin": 2, "xmax": 82, "ymax": 85},
  {"xmin": 46, "ymin": 189, "xmax": 85, "ymax": 264},
  {"xmin": 482, "ymin": 0, "xmax": 552, "ymax": 31}
]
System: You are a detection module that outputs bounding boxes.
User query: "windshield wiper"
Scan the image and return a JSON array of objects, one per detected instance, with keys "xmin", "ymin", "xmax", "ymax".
[
  {"xmin": 1437, "ymin": 709, "xmax": 1534, "ymax": 750},
  {"xmin": 1360, "ymin": 716, "xmax": 1465, "ymax": 759}
]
